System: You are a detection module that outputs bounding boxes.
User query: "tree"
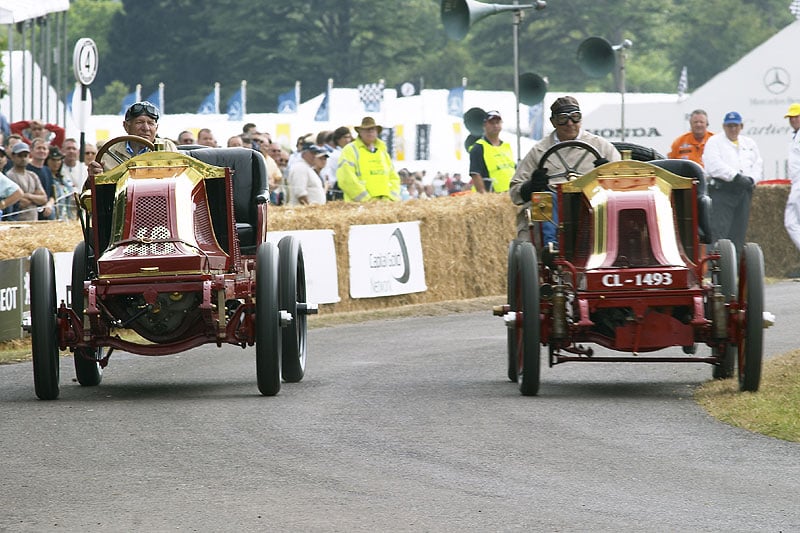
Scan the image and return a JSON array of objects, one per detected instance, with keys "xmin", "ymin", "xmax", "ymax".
[{"xmin": 64, "ymin": 0, "xmax": 795, "ymax": 113}]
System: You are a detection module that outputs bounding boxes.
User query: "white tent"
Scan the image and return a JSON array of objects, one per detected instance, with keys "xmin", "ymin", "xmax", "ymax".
[
  {"xmin": 0, "ymin": 0, "xmax": 68, "ymax": 24},
  {"xmin": 585, "ymin": 20, "xmax": 800, "ymax": 180}
]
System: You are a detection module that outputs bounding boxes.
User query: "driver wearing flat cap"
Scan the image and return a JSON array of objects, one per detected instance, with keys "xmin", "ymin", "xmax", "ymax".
[{"xmin": 509, "ymin": 95, "xmax": 620, "ymax": 245}]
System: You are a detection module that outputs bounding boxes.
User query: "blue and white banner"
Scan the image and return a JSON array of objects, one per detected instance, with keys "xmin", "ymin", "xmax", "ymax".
[
  {"xmin": 447, "ymin": 86, "xmax": 464, "ymax": 117},
  {"xmin": 227, "ymin": 88, "xmax": 244, "ymax": 121},
  {"xmin": 145, "ymin": 87, "xmax": 163, "ymax": 113},
  {"xmin": 119, "ymin": 91, "xmax": 137, "ymax": 115},
  {"xmin": 529, "ymin": 102, "xmax": 544, "ymax": 140},
  {"xmin": 348, "ymin": 222, "xmax": 427, "ymax": 298},
  {"xmin": 278, "ymin": 89, "xmax": 297, "ymax": 113},
  {"xmin": 197, "ymin": 88, "xmax": 217, "ymax": 114},
  {"xmin": 315, "ymin": 91, "xmax": 329, "ymax": 122}
]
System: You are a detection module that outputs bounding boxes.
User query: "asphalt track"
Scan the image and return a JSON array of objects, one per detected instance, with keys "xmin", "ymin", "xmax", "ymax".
[{"xmin": 1, "ymin": 281, "xmax": 798, "ymax": 532}]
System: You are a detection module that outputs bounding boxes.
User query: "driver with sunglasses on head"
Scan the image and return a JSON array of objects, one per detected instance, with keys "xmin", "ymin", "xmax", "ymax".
[
  {"xmin": 509, "ymin": 95, "xmax": 620, "ymax": 247},
  {"xmin": 87, "ymin": 101, "xmax": 176, "ymax": 180}
]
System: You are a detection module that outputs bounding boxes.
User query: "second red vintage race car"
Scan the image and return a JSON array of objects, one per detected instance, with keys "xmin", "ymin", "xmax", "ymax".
[
  {"xmin": 28, "ymin": 137, "xmax": 315, "ymax": 400},
  {"xmin": 494, "ymin": 141, "xmax": 774, "ymax": 396}
]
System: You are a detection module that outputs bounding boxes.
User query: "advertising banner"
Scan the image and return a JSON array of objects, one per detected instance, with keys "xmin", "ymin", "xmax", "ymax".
[
  {"xmin": 267, "ymin": 230, "xmax": 340, "ymax": 304},
  {"xmin": 348, "ymin": 222, "xmax": 427, "ymax": 298}
]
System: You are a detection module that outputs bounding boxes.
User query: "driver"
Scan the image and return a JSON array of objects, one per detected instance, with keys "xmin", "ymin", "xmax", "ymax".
[
  {"xmin": 509, "ymin": 96, "xmax": 620, "ymax": 246},
  {"xmin": 87, "ymin": 101, "xmax": 176, "ymax": 180}
]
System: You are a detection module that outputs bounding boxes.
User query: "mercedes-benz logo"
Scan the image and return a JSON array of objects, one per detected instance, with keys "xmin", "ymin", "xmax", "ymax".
[{"xmin": 763, "ymin": 67, "xmax": 790, "ymax": 94}]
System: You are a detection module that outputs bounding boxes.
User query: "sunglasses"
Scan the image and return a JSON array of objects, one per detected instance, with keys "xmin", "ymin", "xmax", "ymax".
[
  {"xmin": 125, "ymin": 101, "xmax": 160, "ymax": 121},
  {"xmin": 553, "ymin": 111, "xmax": 582, "ymax": 126}
]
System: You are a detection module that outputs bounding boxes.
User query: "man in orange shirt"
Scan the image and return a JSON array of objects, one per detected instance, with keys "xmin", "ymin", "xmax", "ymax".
[{"xmin": 668, "ymin": 109, "xmax": 713, "ymax": 166}]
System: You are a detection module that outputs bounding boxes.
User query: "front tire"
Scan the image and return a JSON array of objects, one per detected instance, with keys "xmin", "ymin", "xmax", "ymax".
[
  {"xmin": 71, "ymin": 241, "xmax": 103, "ymax": 386},
  {"xmin": 256, "ymin": 243, "xmax": 281, "ymax": 396},
  {"xmin": 516, "ymin": 242, "xmax": 541, "ymax": 396},
  {"xmin": 277, "ymin": 236, "xmax": 307, "ymax": 383},
  {"xmin": 30, "ymin": 248, "xmax": 60, "ymax": 400}
]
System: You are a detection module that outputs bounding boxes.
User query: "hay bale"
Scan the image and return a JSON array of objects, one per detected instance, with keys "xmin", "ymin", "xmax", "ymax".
[
  {"xmin": 748, "ymin": 185, "xmax": 800, "ymax": 277},
  {"xmin": 0, "ymin": 221, "xmax": 83, "ymax": 260},
  {"xmin": 5, "ymin": 186, "xmax": 796, "ymax": 316},
  {"xmin": 268, "ymin": 194, "xmax": 516, "ymax": 312}
]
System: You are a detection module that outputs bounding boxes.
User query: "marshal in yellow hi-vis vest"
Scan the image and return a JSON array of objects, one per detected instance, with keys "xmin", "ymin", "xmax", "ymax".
[
  {"xmin": 336, "ymin": 136, "xmax": 401, "ymax": 202},
  {"xmin": 472, "ymin": 138, "xmax": 515, "ymax": 193}
]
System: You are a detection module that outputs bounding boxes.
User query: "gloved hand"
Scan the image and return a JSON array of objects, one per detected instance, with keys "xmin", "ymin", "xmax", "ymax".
[
  {"xmin": 733, "ymin": 173, "xmax": 755, "ymax": 192},
  {"xmin": 520, "ymin": 167, "xmax": 549, "ymax": 198},
  {"xmin": 593, "ymin": 157, "xmax": 609, "ymax": 167}
]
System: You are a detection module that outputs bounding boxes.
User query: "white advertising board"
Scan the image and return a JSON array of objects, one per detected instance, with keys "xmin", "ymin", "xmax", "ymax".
[
  {"xmin": 266, "ymin": 229, "xmax": 340, "ymax": 304},
  {"xmin": 348, "ymin": 221, "xmax": 427, "ymax": 299}
]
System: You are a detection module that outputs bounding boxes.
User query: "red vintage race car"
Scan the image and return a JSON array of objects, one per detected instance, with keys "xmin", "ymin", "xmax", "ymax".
[
  {"xmin": 494, "ymin": 141, "xmax": 773, "ymax": 396},
  {"xmin": 28, "ymin": 137, "xmax": 315, "ymax": 400}
]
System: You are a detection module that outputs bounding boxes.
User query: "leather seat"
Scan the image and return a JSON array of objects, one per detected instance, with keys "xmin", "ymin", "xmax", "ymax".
[{"xmin": 180, "ymin": 147, "xmax": 269, "ymax": 254}]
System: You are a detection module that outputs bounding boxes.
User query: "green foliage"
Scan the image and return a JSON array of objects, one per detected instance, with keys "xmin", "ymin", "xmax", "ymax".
[
  {"xmin": 93, "ymin": 80, "xmax": 130, "ymax": 115},
  {"xmin": 65, "ymin": 0, "xmax": 123, "ymax": 62},
  {"xmin": 63, "ymin": 0, "xmax": 795, "ymax": 113}
]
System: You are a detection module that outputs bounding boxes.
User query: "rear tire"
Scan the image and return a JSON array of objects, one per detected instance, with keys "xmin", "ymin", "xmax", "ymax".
[
  {"xmin": 506, "ymin": 240, "xmax": 520, "ymax": 382},
  {"xmin": 712, "ymin": 239, "xmax": 736, "ymax": 380},
  {"xmin": 516, "ymin": 242, "xmax": 541, "ymax": 396},
  {"xmin": 71, "ymin": 241, "xmax": 103, "ymax": 386},
  {"xmin": 278, "ymin": 236, "xmax": 307, "ymax": 383},
  {"xmin": 256, "ymin": 243, "xmax": 281, "ymax": 396},
  {"xmin": 30, "ymin": 248, "xmax": 60, "ymax": 401},
  {"xmin": 737, "ymin": 243, "xmax": 764, "ymax": 392}
]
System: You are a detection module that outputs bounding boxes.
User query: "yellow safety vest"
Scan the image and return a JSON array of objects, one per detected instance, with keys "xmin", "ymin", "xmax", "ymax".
[
  {"xmin": 475, "ymin": 138, "xmax": 515, "ymax": 192},
  {"xmin": 336, "ymin": 138, "xmax": 401, "ymax": 202}
]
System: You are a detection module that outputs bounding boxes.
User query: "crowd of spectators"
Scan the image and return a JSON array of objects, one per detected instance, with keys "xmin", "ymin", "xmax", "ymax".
[{"xmin": 0, "ymin": 114, "xmax": 489, "ymax": 222}]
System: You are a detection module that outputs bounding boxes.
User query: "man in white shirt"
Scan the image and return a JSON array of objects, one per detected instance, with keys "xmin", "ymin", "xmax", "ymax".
[
  {"xmin": 60, "ymin": 138, "xmax": 85, "ymax": 191},
  {"xmin": 286, "ymin": 143, "xmax": 327, "ymax": 206},
  {"xmin": 702, "ymin": 111, "xmax": 764, "ymax": 254},
  {"xmin": 783, "ymin": 103, "xmax": 800, "ymax": 253}
]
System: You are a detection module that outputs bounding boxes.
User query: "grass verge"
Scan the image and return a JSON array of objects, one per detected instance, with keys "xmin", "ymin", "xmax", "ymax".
[{"xmin": 695, "ymin": 349, "xmax": 800, "ymax": 442}]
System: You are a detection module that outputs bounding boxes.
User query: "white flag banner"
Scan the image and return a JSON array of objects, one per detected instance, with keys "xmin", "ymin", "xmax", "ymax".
[
  {"xmin": 266, "ymin": 230, "xmax": 340, "ymax": 304},
  {"xmin": 348, "ymin": 222, "xmax": 427, "ymax": 299}
]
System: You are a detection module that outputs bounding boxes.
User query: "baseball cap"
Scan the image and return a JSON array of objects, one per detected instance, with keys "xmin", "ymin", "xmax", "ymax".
[
  {"xmin": 484, "ymin": 110, "xmax": 502, "ymax": 122},
  {"xmin": 0, "ymin": 146, "xmax": 6, "ymax": 157},
  {"xmin": 11, "ymin": 143, "xmax": 30, "ymax": 155},
  {"xmin": 723, "ymin": 111, "xmax": 742, "ymax": 125},
  {"xmin": 784, "ymin": 103, "xmax": 800, "ymax": 118}
]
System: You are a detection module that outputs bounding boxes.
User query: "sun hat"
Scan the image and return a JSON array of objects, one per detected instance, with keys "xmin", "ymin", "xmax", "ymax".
[{"xmin": 354, "ymin": 116, "xmax": 383, "ymax": 134}]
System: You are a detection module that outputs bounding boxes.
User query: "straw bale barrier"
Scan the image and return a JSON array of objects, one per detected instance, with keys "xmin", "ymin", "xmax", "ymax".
[{"xmin": 1, "ymin": 185, "xmax": 798, "ymax": 314}]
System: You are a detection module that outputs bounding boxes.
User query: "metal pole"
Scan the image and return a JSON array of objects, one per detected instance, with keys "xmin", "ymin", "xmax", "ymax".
[
  {"xmin": 513, "ymin": 2, "xmax": 521, "ymax": 161},
  {"xmin": 619, "ymin": 49, "xmax": 626, "ymax": 141}
]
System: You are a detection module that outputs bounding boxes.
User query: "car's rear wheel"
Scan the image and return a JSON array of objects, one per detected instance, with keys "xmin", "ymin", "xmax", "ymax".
[
  {"xmin": 71, "ymin": 241, "xmax": 103, "ymax": 386},
  {"xmin": 256, "ymin": 243, "xmax": 281, "ymax": 396},
  {"xmin": 506, "ymin": 239, "xmax": 520, "ymax": 382},
  {"xmin": 30, "ymin": 248, "xmax": 60, "ymax": 400},
  {"xmin": 278, "ymin": 236, "xmax": 307, "ymax": 383},
  {"xmin": 737, "ymin": 243, "xmax": 765, "ymax": 392},
  {"xmin": 516, "ymin": 242, "xmax": 541, "ymax": 396},
  {"xmin": 712, "ymin": 239, "xmax": 736, "ymax": 379}
]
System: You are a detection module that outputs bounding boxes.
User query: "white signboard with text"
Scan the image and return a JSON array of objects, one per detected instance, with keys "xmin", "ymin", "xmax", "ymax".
[
  {"xmin": 348, "ymin": 222, "xmax": 427, "ymax": 298},
  {"xmin": 266, "ymin": 229, "xmax": 340, "ymax": 304}
]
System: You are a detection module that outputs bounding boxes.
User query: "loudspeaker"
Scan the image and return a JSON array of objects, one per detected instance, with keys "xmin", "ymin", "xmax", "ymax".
[
  {"xmin": 463, "ymin": 107, "xmax": 487, "ymax": 136},
  {"xmin": 577, "ymin": 36, "xmax": 616, "ymax": 78},
  {"xmin": 441, "ymin": 0, "xmax": 542, "ymax": 40},
  {"xmin": 519, "ymin": 72, "xmax": 547, "ymax": 105}
]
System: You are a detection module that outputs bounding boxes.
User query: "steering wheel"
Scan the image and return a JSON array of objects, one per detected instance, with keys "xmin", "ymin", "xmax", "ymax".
[
  {"xmin": 95, "ymin": 135, "xmax": 156, "ymax": 170},
  {"xmin": 537, "ymin": 140, "xmax": 603, "ymax": 187}
]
